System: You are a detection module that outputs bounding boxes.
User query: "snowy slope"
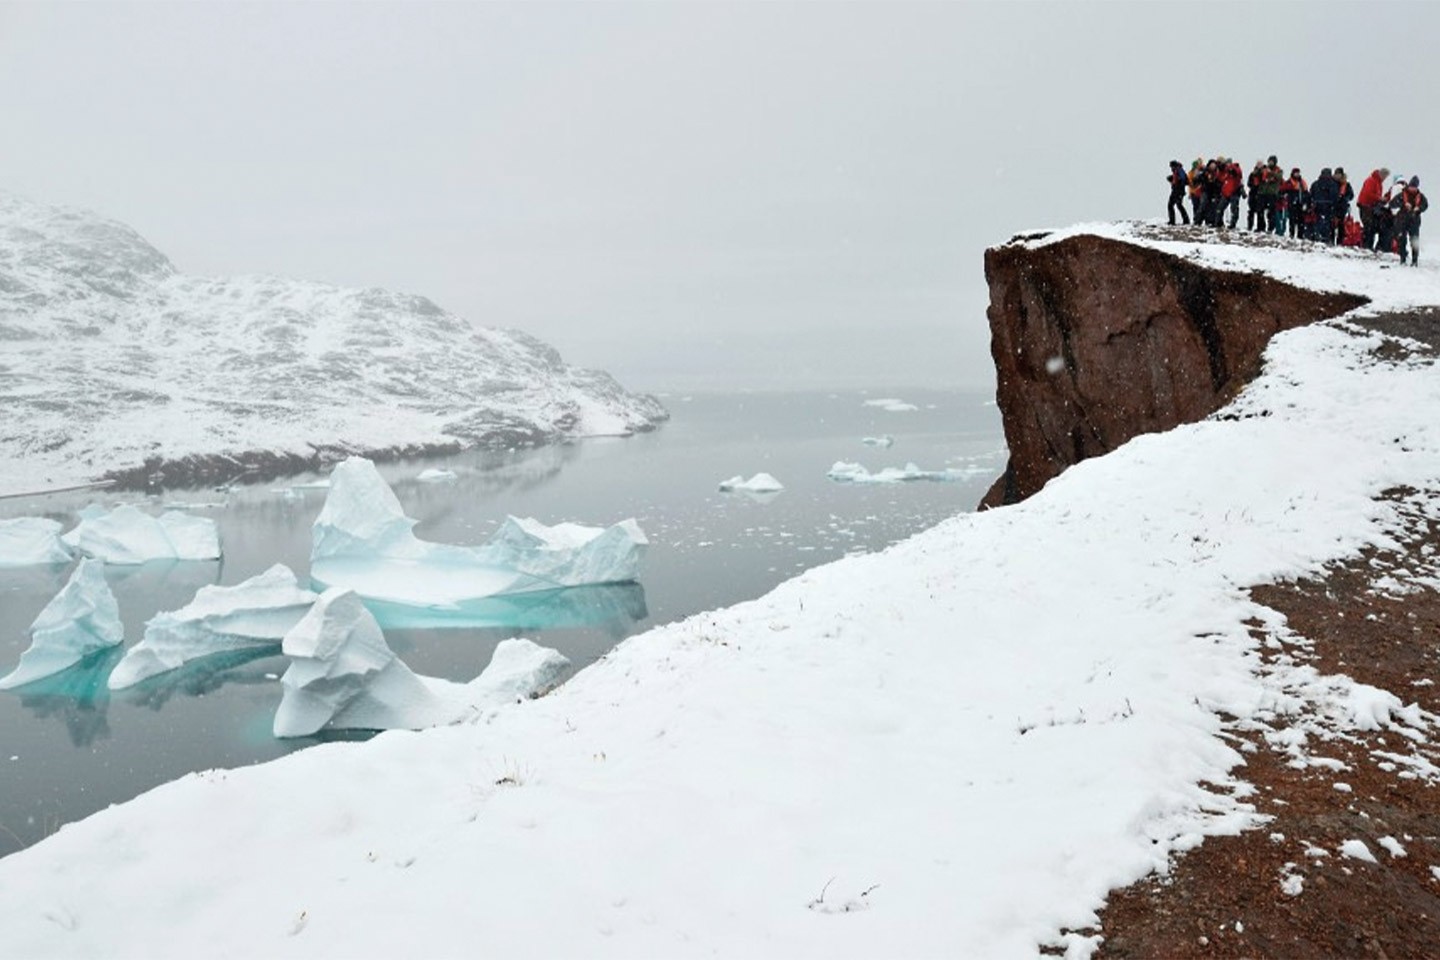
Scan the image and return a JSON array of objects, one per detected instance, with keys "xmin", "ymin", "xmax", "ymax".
[
  {"xmin": 0, "ymin": 226, "xmax": 1437, "ymax": 958},
  {"xmin": 0, "ymin": 192, "xmax": 666, "ymax": 496}
]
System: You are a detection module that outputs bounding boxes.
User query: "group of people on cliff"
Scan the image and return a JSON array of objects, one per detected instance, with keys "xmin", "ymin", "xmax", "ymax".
[{"xmin": 1165, "ymin": 156, "xmax": 1427, "ymax": 265}]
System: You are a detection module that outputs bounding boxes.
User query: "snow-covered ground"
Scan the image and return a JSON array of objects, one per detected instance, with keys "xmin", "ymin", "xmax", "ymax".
[
  {"xmin": 0, "ymin": 192, "xmax": 666, "ymax": 497},
  {"xmin": 1, "ymin": 225, "xmax": 1438, "ymax": 958}
]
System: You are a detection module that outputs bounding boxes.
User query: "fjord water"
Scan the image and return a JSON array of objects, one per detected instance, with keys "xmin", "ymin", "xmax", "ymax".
[{"xmin": 0, "ymin": 390, "xmax": 1002, "ymax": 852}]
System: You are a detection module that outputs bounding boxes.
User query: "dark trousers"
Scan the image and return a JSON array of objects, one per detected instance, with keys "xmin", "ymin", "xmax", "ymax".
[
  {"xmin": 1359, "ymin": 205, "xmax": 1377, "ymax": 249},
  {"xmin": 1168, "ymin": 187, "xmax": 1189, "ymax": 225},
  {"xmin": 1311, "ymin": 204, "xmax": 1334, "ymax": 242}
]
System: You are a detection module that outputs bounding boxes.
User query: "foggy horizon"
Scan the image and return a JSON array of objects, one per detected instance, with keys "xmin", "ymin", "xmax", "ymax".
[{"xmin": 4, "ymin": 1, "xmax": 1435, "ymax": 393}]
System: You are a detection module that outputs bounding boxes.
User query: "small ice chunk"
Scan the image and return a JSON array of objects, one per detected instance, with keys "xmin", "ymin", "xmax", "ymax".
[
  {"xmin": 1045, "ymin": 355, "xmax": 1066, "ymax": 375},
  {"xmin": 862, "ymin": 398, "xmax": 918, "ymax": 412},
  {"xmin": 1280, "ymin": 873, "xmax": 1304, "ymax": 897},
  {"xmin": 108, "ymin": 564, "xmax": 317, "ymax": 690},
  {"xmin": 311, "ymin": 458, "xmax": 646, "ymax": 605},
  {"xmin": 827, "ymin": 461, "xmax": 965, "ymax": 484},
  {"xmin": 1339, "ymin": 839, "xmax": 1377, "ymax": 863},
  {"xmin": 718, "ymin": 473, "xmax": 784, "ymax": 493},
  {"xmin": 861, "ymin": 435, "xmax": 894, "ymax": 448},
  {"xmin": 0, "ymin": 559, "xmax": 122, "ymax": 689},
  {"xmin": 274, "ymin": 589, "xmax": 571, "ymax": 737},
  {"xmin": 466, "ymin": 637, "xmax": 571, "ymax": 703},
  {"xmin": 416, "ymin": 468, "xmax": 457, "ymax": 483},
  {"xmin": 62, "ymin": 504, "xmax": 220, "ymax": 564},
  {"xmin": 0, "ymin": 517, "xmax": 73, "ymax": 567}
]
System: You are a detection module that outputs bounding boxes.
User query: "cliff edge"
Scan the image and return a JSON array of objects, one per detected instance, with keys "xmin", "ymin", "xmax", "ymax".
[{"xmin": 981, "ymin": 226, "xmax": 1368, "ymax": 507}]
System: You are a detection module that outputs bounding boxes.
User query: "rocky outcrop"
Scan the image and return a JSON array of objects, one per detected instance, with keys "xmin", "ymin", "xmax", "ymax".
[{"xmin": 981, "ymin": 232, "xmax": 1367, "ymax": 508}]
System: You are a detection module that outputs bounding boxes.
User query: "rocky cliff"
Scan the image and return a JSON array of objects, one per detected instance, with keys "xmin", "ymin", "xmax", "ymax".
[{"xmin": 981, "ymin": 229, "xmax": 1368, "ymax": 507}]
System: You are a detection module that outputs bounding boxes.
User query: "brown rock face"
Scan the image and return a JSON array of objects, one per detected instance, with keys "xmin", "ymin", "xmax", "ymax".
[{"xmin": 980, "ymin": 233, "xmax": 1367, "ymax": 508}]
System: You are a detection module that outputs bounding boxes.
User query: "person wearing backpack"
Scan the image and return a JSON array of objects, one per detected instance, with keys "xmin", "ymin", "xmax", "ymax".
[
  {"xmin": 1167, "ymin": 160, "xmax": 1191, "ymax": 225},
  {"xmin": 1391, "ymin": 176, "xmax": 1428, "ymax": 266},
  {"xmin": 1246, "ymin": 161, "xmax": 1266, "ymax": 231},
  {"xmin": 1259, "ymin": 155, "xmax": 1284, "ymax": 232},
  {"xmin": 1221, "ymin": 161, "xmax": 1246, "ymax": 229},
  {"xmin": 1187, "ymin": 158, "xmax": 1206, "ymax": 224},
  {"xmin": 1309, "ymin": 168, "xmax": 1340, "ymax": 243},
  {"xmin": 1277, "ymin": 168, "xmax": 1307, "ymax": 239},
  {"xmin": 1333, "ymin": 168, "xmax": 1355, "ymax": 245},
  {"xmin": 1199, "ymin": 159, "xmax": 1225, "ymax": 228},
  {"xmin": 1357, "ymin": 167, "xmax": 1391, "ymax": 251}
]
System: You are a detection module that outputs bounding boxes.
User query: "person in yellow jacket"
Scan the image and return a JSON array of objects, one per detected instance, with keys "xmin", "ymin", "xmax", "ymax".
[{"xmin": 1187, "ymin": 158, "xmax": 1205, "ymax": 224}]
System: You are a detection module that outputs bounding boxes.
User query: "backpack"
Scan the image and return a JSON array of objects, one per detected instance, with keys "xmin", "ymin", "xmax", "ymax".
[{"xmin": 1341, "ymin": 216, "xmax": 1363, "ymax": 247}]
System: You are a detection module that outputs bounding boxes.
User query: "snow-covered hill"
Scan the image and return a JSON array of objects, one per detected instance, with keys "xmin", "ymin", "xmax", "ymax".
[
  {"xmin": 0, "ymin": 192, "xmax": 667, "ymax": 496},
  {"xmin": 1, "ymin": 227, "xmax": 1438, "ymax": 958}
]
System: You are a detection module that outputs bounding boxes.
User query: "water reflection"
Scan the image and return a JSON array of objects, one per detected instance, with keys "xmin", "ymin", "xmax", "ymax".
[
  {"xmin": 12, "ymin": 647, "xmax": 123, "ymax": 747},
  {"xmin": 358, "ymin": 582, "xmax": 649, "ymax": 636},
  {"xmin": 116, "ymin": 647, "xmax": 281, "ymax": 711}
]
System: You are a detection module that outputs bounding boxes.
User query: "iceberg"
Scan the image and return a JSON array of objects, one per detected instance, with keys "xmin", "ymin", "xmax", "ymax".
[
  {"xmin": 274, "ymin": 587, "xmax": 570, "ymax": 738},
  {"xmin": 862, "ymin": 397, "xmax": 918, "ymax": 412},
  {"xmin": 827, "ymin": 461, "xmax": 970, "ymax": 484},
  {"xmin": 62, "ymin": 504, "xmax": 220, "ymax": 564},
  {"xmin": 0, "ymin": 559, "xmax": 123, "ymax": 690},
  {"xmin": 718, "ymin": 473, "xmax": 785, "ymax": 493},
  {"xmin": 107, "ymin": 564, "xmax": 318, "ymax": 690},
  {"xmin": 861, "ymin": 435, "xmax": 895, "ymax": 448},
  {"xmin": 310, "ymin": 457, "xmax": 646, "ymax": 606},
  {"xmin": 416, "ymin": 468, "xmax": 457, "ymax": 483},
  {"xmin": 0, "ymin": 517, "xmax": 73, "ymax": 567}
]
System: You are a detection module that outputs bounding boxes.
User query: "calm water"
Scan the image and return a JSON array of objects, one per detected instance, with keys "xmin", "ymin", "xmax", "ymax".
[{"xmin": 0, "ymin": 389, "xmax": 1002, "ymax": 853}]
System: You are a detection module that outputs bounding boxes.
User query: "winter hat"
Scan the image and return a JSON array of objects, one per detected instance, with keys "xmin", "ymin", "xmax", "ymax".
[
  {"xmin": 1411, "ymin": 176, "xmax": 1421, "ymax": 188},
  {"xmin": 1268, "ymin": 155, "xmax": 1278, "ymax": 165},
  {"xmin": 1320, "ymin": 167, "xmax": 1332, "ymax": 178},
  {"xmin": 1335, "ymin": 167, "xmax": 1346, "ymax": 179}
]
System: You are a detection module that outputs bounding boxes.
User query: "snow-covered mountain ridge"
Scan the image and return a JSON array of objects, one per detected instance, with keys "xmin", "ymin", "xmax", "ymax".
[{"xmin": 0, "ymin": 191, "xmax": 667, "ymax": 496}]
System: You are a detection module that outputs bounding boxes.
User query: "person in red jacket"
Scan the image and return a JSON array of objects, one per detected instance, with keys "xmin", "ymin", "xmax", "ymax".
[
  {"xmin": 1221, "ymin": 161, "xmax": 1246, "ymax": 229},
  {"xmin": 1357, "ymin": 167, "xmax": 1391, "ymax": 251}
]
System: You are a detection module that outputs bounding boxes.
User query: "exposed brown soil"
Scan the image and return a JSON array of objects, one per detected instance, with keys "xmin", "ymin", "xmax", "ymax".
[
  {"xmin": 1094, "ymin": 488, "xmax": 1440, "ymax": 958},
  {"xmin": 1087, "ymin": 313, "xmax": 1440, "ymax": 958}
]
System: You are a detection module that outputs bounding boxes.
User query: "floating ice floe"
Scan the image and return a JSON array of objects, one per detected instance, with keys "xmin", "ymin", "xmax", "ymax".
[
  {"xmin": 62, "ymin": 504, "xmax": 220, "ymax": 564},
  {"xmin": 828, "ymin": 461, "xmax": 972, "ymax": 484},
  {"xmin": 0, "ymin": 517, "xmax": 73, "ymax": 567},
  {"xmin": 310, "ymin": 457, "xmax": 646, "ymax": 606},
  {"xmin": 0, "ymin": 559, "xmax": 123, "ymax": 690},
  {"xmin": 416, "ymin": 468, "xmax": 458, "ymax": 483},
  {"xmin": 718, "ymin": 473, "xmax": 784, "ymax": 493},
  {"xmin": 861, "ymin": 435, "xmax": 895, "ymax": 448},
  {"xmin": 107, "ymin": 564, "xmax": 318, "ymax": 690},
  {"xmin": 274, "ymin": 587, "xmax": 570, "ymax": 737},
  {"xmin": 863, "ymin": 398, "xmax": 918, "ymax": 412}
]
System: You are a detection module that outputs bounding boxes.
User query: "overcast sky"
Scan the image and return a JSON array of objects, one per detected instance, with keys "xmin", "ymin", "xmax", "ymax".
[{"xmin": 3, "ymin": 2, "xmax": 1436, "ymax": 393}]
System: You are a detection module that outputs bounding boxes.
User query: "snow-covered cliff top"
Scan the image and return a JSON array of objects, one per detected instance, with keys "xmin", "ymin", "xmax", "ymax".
[{"xmin": 0, "ymin": 192, "xmax": 666, "ymax": 496}]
